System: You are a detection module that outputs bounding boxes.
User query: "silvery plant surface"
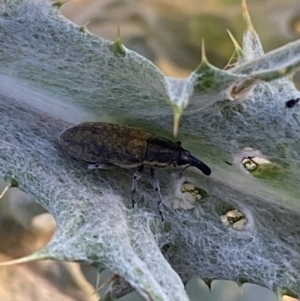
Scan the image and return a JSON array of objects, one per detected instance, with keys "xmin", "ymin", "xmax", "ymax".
[{"xmin": 0, "ymin": 0, "xmax": 300, "ymax": 300}]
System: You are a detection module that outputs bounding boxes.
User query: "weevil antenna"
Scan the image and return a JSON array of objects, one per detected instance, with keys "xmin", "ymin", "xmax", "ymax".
[
  {"xmin": 189, "ymin": 154, "xmax": 211, "ymax": 176},
  {"xmin": 179, "ymin": 164, "xmax": 191, "ymax": 178},
  {"xmin": 181, "ymin": 164, "xmax": 191, "ymax": 172}
]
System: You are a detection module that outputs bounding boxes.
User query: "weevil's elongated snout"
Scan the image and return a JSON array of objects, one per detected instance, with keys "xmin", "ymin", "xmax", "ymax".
[
  {"xmin": 188, "ymin": 154, "xmax": 211, "ymax": 176},
  {"xmin": 178, "ymin": 150, "xmax": 211, "ymax": 176}
]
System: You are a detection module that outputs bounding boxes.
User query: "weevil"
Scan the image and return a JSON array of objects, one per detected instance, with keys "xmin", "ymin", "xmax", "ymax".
[
  {"xmin": 58, "ymin": 122, "xmax": 211, "ymax": 220},
  {"xmin": 285, "ymin": 98, "xmax": 300, "ymax": 108}
]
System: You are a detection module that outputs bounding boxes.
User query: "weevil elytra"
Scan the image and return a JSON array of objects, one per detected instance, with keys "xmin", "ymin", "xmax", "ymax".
[{"xmin": 58, "ymin": 122, "xmax": 211, "ymax": 220}]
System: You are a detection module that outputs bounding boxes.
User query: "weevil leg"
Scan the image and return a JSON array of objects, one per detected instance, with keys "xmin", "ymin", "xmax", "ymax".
[
  {"xmin": 150, "ymin": 168, "xmax": 164, "ymax": 221},
  {"xmin": 131, "ymin": 165, "xmax": 144, "ymax": 208},
  {"xmin": 87, "ymin": 163, "xmax": 114, "ymax": 170},
  {"xmin": 178, "ymin": 164, "xmax": 191, "ymax": 179}
]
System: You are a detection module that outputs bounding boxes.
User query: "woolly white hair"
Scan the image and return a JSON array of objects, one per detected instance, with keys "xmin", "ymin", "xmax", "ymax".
[{"xmin": 0, "ymin": 0, "xmax": 300, "ymax": 300}]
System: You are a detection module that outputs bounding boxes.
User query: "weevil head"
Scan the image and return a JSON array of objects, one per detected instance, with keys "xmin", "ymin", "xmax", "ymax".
[{"xmin": 177, "ymin": 149, "xmax": 211, "ymax": 176}]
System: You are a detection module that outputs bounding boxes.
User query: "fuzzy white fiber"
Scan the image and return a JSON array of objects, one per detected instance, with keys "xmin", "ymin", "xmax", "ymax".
[{"xmin": 1, "ymin": 0, "xmax": 300, "ymax": 300}]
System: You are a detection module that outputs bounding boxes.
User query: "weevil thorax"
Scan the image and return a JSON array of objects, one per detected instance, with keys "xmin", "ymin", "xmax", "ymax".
[
  {"xmin": 176, "ymin": 149, "xmax": 191, "ymax": 167},
  {"xmin": 145, "ymin": 137, "xmax": 181, "ymax": 167},
  {"xmin": 145, "ymin": 137, "xmax": 211, "ymax": 175}
]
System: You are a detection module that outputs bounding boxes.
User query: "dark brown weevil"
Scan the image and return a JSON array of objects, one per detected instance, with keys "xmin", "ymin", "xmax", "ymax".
[
  {"xmin": 58, "ymin": 122, "xmax": 211, "ymax": 220},
  {"xmin": 285, "ymin": 98, "xmax": 300, "ymax": 108}
]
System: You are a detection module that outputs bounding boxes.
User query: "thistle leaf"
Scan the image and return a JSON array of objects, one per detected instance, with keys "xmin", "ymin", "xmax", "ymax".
[{"xmin": 1, "ymin": 0, "xmax": 300, "ymax": 300}]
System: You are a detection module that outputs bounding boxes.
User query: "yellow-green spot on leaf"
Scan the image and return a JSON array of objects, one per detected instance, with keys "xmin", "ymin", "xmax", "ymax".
[
  {"xmin": 79, "ymin": 26, "xmax": 86, "ymax": 33},
  {"xmin": 110, "ymin": 26, "xmax": 125, "ymax": 57},
  {"xmin": 4, "ymin": 175, "xmax": 19, "ymax": 187},
  {"xmin": 79, "ymin": 22, "xmax": 90, "ymax": 33},
  {"xmin": 193, "ymin": 52, "xmax": 238, "ymax": 93},
  {"xmin": 237, "ymin": 277, "xmax": 250, "ymax": 287},
  {"xmin": 250, "ymin": 162, "xmax": 284, "ymax": 181},
  {"xmin": 193, "ymin": 63, "xmax": 220, "ymax": 92},
  {"xmin": 52, "ymin": 1, "xmax": 67, "ymax": 9}
]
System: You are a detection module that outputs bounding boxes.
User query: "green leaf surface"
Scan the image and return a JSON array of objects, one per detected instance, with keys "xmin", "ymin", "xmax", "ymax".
[{"xmin": 0, "ymin": 0, "xmax": 300, "ymax": 300}]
